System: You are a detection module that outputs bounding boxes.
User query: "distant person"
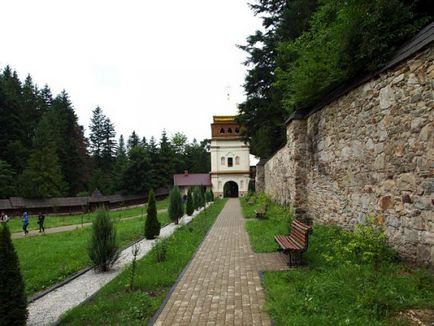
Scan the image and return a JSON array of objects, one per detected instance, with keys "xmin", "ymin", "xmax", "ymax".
[
  {"xmin": 37, "ymin": 212, "xmax": 45, "ymax": 233},
  {"xmin": 3, "ymin": 213, "xmax": 9, "ymax": 222},
  {"xmin": 22, "ymin": 211, "xmax": 29, "ymax": 235}
]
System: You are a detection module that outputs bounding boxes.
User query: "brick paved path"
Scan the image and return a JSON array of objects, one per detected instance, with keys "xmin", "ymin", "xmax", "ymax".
[{"xmin": 154, "ymin": 198, "xmax": 288, "ymax": 326}]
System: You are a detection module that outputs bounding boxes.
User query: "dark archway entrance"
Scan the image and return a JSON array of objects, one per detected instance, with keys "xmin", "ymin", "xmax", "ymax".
[{"xmin": 223, "ymin": 181, "xmax": 239, "ymax": 198}]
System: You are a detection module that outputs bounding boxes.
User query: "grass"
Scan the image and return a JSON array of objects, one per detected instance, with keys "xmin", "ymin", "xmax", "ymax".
[
  {"xmin": 6, "ymin": 197, "xmax": 169, "ymax": 234},
  {"xmin": 58, "ymin": 199, "xmax": 227, "ymax": 325},
  {"xmin": 15, "ymin": 212, "xmax": 171, "ymax": 296},
  {"xmin": 240, "ymin": 194, "xmax": 434, "ymax": 325},
  {"xmin": 240, "ymin": 196, "xmax": 292, "ymax": 252}
]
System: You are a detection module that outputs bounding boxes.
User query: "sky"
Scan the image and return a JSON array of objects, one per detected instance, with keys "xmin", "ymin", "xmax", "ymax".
[{"xmin": 0, "ymin": 0, "xmax": 262, "ymax": 145}]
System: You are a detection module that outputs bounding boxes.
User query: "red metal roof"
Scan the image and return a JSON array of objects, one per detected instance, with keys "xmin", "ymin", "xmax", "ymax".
[{"xmin": 173, "ymin": 173, "xmax": 212, "ymax": 187}]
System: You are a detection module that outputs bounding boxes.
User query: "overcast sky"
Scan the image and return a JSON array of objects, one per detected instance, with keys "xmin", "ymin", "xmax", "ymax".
[{"xmin": 1, "ymin": 0, "xmax": 262, "ymax": 145}]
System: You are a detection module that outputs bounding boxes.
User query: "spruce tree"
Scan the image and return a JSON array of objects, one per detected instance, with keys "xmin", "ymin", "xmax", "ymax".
[
  {"xmin": 0, "ymin": 224, "xmax": 28, "ymax": 325},
  {"xmin": 145, "ymin": 190, "xmax": 160, "ymax": 239},
  {"xmin": 127, "ymin": 131, "xmax": 140, "ymax": 150},
  {"xmin": 0, "ymin": 160, "xmax": 16, "ymax": 198},
  {"xmin": 186, "ymin": 188, "xmax": 194, "ymax": 216},
  {"xmin": 19, "ymin": 115, "xmax": 66, "ymax": 198},
  {"xmin": 88, "ymin": 208, "xmax": 119, "ymax": 272}
]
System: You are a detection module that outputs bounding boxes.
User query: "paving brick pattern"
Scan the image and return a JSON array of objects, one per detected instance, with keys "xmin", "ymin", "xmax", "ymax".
[{"xmin": 154, "ymin": 198, "xmax": 288, "ymax": 326}]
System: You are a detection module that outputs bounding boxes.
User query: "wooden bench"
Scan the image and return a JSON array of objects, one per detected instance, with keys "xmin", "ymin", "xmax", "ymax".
[
  {"xmin": 255, "ymin": 203, "xmax": 268, "ymax": 219},
  {"xmin": 275, "ymin": 219, "xmax": 313, "ymax": 266}
]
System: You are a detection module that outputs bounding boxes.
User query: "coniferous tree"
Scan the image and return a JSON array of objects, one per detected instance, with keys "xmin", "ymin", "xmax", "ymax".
[
  {"xmin": 127, "ymin": 131, "xmax": 140, "ymax": 151},
  {"xmin": 145, "ymin": 190, "xmax": 160, "ymax": 239},
  {"xmin": 168, "ymin": 187, "xmax": 183, "ymax": 224},
  {"xmin": 50, "ymin": 91, "xmax": 90, "ymax": 195},
  {"xmin": 122, "ymin": 146, "xmax": 152, "ymax": 194},
  {"xmin": 19, "ymin": 115, "xmax": 66, "ymax": 198},
  {"xmin": 89, "ymin": 106, "xmax": 106, "ymax": 165},
  {"xmin": 186, "ymin": 187, "xmax": 194, "ymax": 216},
  {"xmin": 155, "ymin": 130, "xmax": 175, "ymax": 188},
  {"xmin": 114, "ymin": 135, "xmax": 128, "ymax": 191},
  {"xmin": 0, "ymin": 160, "xmax": 16, "ymax": 198},
  {"xmin": 0, "ymin": 224, "xmax": 28, "ymax": 325},
  {"xmin": 193, "ymin": 187, "xmax": 201, "ymax": 210},
  {"xmin": 88, "ymin": 208, "xmax": 119, "ymax": 272}
]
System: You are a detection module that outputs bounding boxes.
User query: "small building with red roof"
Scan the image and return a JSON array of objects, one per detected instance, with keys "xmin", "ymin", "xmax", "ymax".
[{"xmin": 173, "ymin": 171, "xmax": 212, "ymax": 196}]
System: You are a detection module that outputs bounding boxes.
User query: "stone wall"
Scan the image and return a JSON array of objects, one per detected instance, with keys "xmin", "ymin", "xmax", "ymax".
[{"xmin": 262, "ymin": 44, "xmax": 434, "ymax": 265}]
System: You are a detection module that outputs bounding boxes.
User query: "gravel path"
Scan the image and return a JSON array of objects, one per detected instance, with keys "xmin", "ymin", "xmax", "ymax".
[
  {"xmin": 11, "ymin": 209, "xmax": 168, "ymax": 240},
  {"xmin": 27, "ymin": 206, "xmax": 206, "ymax": 325}
]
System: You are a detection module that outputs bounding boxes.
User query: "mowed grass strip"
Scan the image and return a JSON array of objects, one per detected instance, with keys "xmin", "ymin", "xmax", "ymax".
[
  {"xmin": 58, "ymin": 199, "xmax": 227, "ymax": 325},
  {"xmin": 240, "ymin": 196, "xmax": 292, "ymax": 252},
  {"xmin": 240, "ymin": 195, "xmax": 434, "ymax": 325},
  {"xmin": 6, "ymin": 197, "xmax": 169, "ymax": 233},
  {"xmin": 15, "ymin": 212, "xmax": 171, "ymax": 296}
]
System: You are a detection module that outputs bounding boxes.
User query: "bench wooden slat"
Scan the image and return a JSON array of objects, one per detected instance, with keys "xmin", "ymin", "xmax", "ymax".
[{"xmin": 274, "ymin": 219, "xmax": 313, "ymax": 266}]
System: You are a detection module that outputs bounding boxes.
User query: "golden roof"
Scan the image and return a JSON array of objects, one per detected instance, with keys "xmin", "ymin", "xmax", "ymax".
[{"xmin": 213, "ymin": 115, "xmax": 237, "ymax": 123}]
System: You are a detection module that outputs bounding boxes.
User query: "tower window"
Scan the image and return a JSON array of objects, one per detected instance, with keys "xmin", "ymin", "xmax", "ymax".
[
  {"xmin": 228, "ymin": 128, "xmax": 232, "ymax": 133},
  {"xmin": 220, "ymin": 128, "xmax": 225, "ymax": 134},
  {"xmin": 235, "ymin": 128, "xmax": 240, "ymax": 133},
  {"xmin": 221, "ymin": 157, "xmax": 225, "ymax": 165},
  {"xmin": 235, "ymin": 156, "xmax": 240, "ymax": 165},
  {"xmin": 228, "ymin": 157, "xmax": 233, "ymax": 167}
]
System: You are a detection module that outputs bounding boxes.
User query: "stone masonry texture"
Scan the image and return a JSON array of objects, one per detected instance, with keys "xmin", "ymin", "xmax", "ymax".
[
  {"xmin": 262, "ymin": 45, "xmax": 434, "ymax": 265},
  {"xmin": 154, "ymin": 199, "xmax": 288, "ymax": 325}
]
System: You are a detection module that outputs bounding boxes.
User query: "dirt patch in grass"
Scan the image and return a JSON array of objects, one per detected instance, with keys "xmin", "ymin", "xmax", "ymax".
[{"xmin": 394, "ymin": 309, "xmax": 434, "ymax": 325}]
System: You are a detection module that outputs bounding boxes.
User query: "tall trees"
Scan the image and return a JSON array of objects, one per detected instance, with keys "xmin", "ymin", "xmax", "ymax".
[
  {"xmin": 19, "ymin": 114, "xmax": 66, "ymax": 198},
  {"xmin": 239, "ymin": 0, "xmax": 431, "ymax": 159},
  {"xmin": 89, "ymin": 106, "xmax": 116, "ymax": 194},
  {"xmin": 237, "ymin": 0, "xmax": 317, "ymax": 158}
]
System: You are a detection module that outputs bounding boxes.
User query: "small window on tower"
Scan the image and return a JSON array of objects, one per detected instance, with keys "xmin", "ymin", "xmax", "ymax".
[
  {"xmin": 235, "ymin": 128, "xmax": 240, "ymax": 133},
  {"xmin": 235, "ymin": 156, "xmax": 240, "ymax": 165},
  {"xmin": 221, "ymin": 157, "xmax": 225, "ymax": 165},
  {"xmin": 228, "ymin": 157, "xmax": 233, "ymax": 167},
  {"xmin": 220, "ymin": 128, "xmax": 225, "ymax": 134},
  {"xmin": 228, "ymin": 128, "xmax": 232, "ymax": 133}
]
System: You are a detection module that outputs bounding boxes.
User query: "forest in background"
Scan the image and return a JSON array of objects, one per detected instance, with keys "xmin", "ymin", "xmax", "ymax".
[
  {"xmin": 0, "ymin": 66, "xmax": 210, "ymax": 199},
  {"xmin": 238, "ymin": 0, "xmax": 432, "ymax": 158}
]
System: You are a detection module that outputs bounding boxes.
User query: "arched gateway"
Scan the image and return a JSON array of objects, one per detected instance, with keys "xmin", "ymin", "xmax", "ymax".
[
  {"xmin": 223, "ymin": 181, "xmax": 239, "ymax": 198},
  {"xmin": 210, "ymin": 116, "xmax": 250, "ymax": 198}
]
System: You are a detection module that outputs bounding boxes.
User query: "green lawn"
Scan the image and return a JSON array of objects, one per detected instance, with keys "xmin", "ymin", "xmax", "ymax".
[
  {"xmin": 240, "ymin": 196, "xmax": 292, "ymax": 252},
  {"xmin": 58, "ymin": 199, "xmax": 226, "ymax": 325},
  {"xmin": 6, "ymin": 197, "xmax": 169, "ymax": 234},
  {"xmin": 240, "ymin": 195, "xmax": 434, "ymax": 325},
  {"xmin": 15, "ymin": 211, "xmax": 171, "ymax": 296}
]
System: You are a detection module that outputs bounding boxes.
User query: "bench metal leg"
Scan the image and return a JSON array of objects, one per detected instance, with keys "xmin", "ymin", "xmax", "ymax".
[{"xmin": 288, "ymin": 251, "xmax": 302, "ymax": 266}]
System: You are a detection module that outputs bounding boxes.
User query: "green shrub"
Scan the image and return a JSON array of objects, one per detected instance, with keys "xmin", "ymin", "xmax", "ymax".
[
  {"xmin": 0, "ymin": 224, "xmax": 28, "ymax": 325},
  {"xmin": 320, "ymin": 216, "xmax": 398, "ymax": 268},
  {"xmin": 154, "ymin": 239, "xmax": 168, "ymax": 263},
  {"xmin": 168, "ymin": 187, "xmax": 184, "ymax": 224},
  {"xmin": 88, "ymin": 208, "xmax": 120, "ymax": 272},
  {"xmin": 186, "ymin": 188, "xmax": 194, "ymax": 216},
  {"xmin": 210, "ymin": 189, "xmax": 214, "ymax": 201},
  {"xmin": 144, "ymin": 190, "xmax": 160, "ymax": 239}
]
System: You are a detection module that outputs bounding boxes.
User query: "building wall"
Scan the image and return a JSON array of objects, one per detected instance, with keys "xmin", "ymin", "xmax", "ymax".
[
  {"xmin": 261, "ymin": 45, "xmax": 434, "ymax": 265},
  {"xmin": 210, "ymin": 138, "xmax": 250, "ymax": 197}
]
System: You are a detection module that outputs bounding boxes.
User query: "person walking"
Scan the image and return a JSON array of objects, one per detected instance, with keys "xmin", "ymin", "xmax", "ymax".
[
  {"xmin": 37, "ymin": 212, "xmax": 45, "ymax": 233},
  {"xmin": 0, "ymin": 212, "xmax": 4, "ymax": 222},
  {"xmin": 22, "ymin": 210, "xmax": 29, "ymax": 235}
]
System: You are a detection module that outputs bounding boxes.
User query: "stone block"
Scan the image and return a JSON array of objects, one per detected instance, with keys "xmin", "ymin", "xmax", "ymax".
[
  {"xmin": 379, "ymin": 85, "xmax": 395, "ymax": 109},
  {"xmin": 379, "ymin": 195, "xmax": 393, "ymax": 210}
]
